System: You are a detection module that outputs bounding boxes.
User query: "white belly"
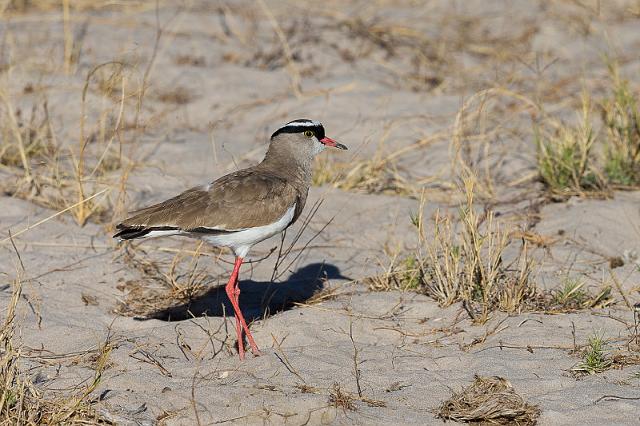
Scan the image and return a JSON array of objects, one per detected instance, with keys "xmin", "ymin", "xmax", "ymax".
[{"xmin": 199, "ymin": 204, "xmax": 296, "ymax": 258}]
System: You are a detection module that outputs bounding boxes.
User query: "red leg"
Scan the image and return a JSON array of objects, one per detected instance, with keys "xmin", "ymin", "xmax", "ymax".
[
  {"xmin": 225, "ymin": 257, "xmax": 261, "ymax": 358},
  {"xmin": 232, "ymin": 268, "xmax": 261, "ymax": 356},
  {"xmin": 224, "ymin": 261, "xmax": 245, "ymax": 360}
]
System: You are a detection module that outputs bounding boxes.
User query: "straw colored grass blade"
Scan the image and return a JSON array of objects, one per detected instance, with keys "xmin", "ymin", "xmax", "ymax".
[{"xmin": 436, "ymin": 375, "xmax": 540, "ymax": 425}]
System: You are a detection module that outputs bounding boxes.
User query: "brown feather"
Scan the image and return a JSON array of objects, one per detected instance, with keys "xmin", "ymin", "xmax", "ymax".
[{"xmin": 118, "ymin": 166, "xmax": 307, "ymax": 233}]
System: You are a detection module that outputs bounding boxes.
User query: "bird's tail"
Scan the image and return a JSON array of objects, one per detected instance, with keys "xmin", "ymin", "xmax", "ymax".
[{"xmin": 113, "ymin": 224, "xmax": 179, "ymax": 240}]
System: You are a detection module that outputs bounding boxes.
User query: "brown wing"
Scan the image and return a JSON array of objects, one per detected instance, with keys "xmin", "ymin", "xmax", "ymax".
[{"xmin": 115, "ymin": 168, "xmax": 306, "ymax": 239}]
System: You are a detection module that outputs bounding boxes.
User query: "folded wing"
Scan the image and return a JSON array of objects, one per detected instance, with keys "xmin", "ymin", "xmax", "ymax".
[{"xmin": 114, "ymin": 169, "xmax": 304, "ymax": 240}]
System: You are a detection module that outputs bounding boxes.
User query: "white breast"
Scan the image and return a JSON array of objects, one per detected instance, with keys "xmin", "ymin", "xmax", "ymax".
[{"xmin": 199, "ymin": 204, "xmax": 296, "ymax": 258}]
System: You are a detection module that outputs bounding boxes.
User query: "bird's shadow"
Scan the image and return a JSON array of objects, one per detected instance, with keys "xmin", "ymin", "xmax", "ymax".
[{"xmin": 146, "ymin": 263, "xmax": 348, "ymax": 322}]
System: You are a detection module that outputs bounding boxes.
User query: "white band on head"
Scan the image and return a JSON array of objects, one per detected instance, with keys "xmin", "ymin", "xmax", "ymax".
[{"xmin": 278, "ymin": 120, "xmax": 322, "ymax": 130}]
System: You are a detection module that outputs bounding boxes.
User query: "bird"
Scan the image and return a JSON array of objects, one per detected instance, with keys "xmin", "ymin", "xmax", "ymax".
[{"xmin": 114, "ymin": 119, "xmax": 347, "ymax": 360}]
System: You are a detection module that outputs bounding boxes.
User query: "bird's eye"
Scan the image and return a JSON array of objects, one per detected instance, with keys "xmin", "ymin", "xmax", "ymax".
[{"xmin": 304, "ymin": 130, "xmax": 314, "ymax": 138}]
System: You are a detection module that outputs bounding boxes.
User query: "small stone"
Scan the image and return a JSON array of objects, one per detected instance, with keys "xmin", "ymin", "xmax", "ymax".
[{"xmin": 609, "ymin": 257, "xmax": 624, "ymax": 269}]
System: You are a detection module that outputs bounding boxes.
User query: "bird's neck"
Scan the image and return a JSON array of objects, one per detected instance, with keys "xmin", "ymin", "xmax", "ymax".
[{"xmin": 260, "ymin": 145, "xmax": 314, "ymax": 187}]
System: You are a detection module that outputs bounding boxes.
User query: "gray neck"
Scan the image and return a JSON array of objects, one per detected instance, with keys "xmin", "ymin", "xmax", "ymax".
[{"xmin": 260, "ymin": 141, "xmax": 314, "ymax": 188}]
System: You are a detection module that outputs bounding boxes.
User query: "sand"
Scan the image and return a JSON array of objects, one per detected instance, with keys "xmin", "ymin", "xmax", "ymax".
[{"xmin": 1, "ymin": 1, "xmax": 640, "ymax": 424}]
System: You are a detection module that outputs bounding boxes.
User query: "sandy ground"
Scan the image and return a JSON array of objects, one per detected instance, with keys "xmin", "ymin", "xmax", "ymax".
[{"xmin": 1, "ymin": 1, "xmax": 640, "ymax": 424}]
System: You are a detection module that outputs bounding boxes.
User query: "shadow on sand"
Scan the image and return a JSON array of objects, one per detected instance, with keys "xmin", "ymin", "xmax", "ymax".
[{"xmin": 146, "ymin": 263, "xmax": 348, "ymax": 322}]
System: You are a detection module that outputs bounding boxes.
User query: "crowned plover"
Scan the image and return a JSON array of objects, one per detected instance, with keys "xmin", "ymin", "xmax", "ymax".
[{"xmin": 114, "ymin": 119, "xmax": 347, "ymax": 359}]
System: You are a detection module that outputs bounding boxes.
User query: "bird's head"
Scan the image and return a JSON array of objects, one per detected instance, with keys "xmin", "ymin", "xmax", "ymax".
[{"xmin": 269, "ymin": 119, "xmax": 347, "ymax": 158}]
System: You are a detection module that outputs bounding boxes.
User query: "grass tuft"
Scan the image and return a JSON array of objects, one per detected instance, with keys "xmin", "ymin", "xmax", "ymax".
[
  {"xmin": 436, "ymin": 375, "xmax": 540, "ymax": 425},
  {"xmin": 115, "ymin": 244, "xmax": 215, "ymax": 318},
  {"xmin": 0, "ymin": 60, "xmax": 138, "ymax": 228},
  {"xmin": 155, "ymin": 86, "xmax": 195, "ymax": 105},
  {"xmin": 328, "ymin": 383, "xmax": 356, "ymax": 412},
  {"xmin": 0, "ymin": 272, "xmax": 110, "ymax": 424},
  {"xmin": 313, "ymin": 154, "xmax": 416, "ymax": 198},
  {"xmin": 366, "ymin": 254, "xmax": 423, "ymax": 293},
  {"xmin": 535, "ymin": 59, "xmax": 640, "ymax": 194},
  {"xmin": 549, "ymin": 277, "xmax": 613, "ymax": 311},
  {"xmin": 0, "ymin": 100, "xmax": 57, "ymax": 172},
  {"xmin": 601, "ymin": 62, "xmax": 640, "ymax": 186},
  {"xmin": 572, "ymin": 333, "xmax": 612, "ymax": 375},
  {"xmin": 535, "ymin": 93, "xmax": 600, "ymax": 195},
  {"xmin": 366, "ymin": 180, "xmax": 535, "ymax": 323}
]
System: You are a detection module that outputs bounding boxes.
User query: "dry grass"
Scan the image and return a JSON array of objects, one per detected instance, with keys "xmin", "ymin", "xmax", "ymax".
[
  {"xmin": 568, "ymin": 315, "xmax": 640, "ymax": 376},
  {"xmin": 449, "ymin": 87, "xmax": 544, "ymax": 200},
  {"xmin": 294, "ymin": 285, "xmax": 344, "ymax": 307},
  {"xmin": 174, "ymin": 54, "xmax": 206, "ymax": 67},
  {"xmin": 541, "ymin": 277, "xmax": 613, "ymax": 312},
  {"xmin": 312, "ymin": 123, "xmax": 443, "ymax": 198},
  {"xmin": 612, "ymin": 352, "xmax": 640, "ymax": 369},
  {"xmin": 535, "ymin": 92, "xmax": 602, "ymax": 196},
  {"xmin": 1, "ymin": 1, "xmax": 640, "ymax": 423},
  {"xmin": 328, "ymin": 383, "xmax": 356, "ymax": 412},
  {"xmin": 0, "ymin": 271, "xmax": 110, "ymax": 424},
  {"xmin": 534, "ymin": 59, "xmax": 640, "ymax": 195},
  {"xmin": 0, "ymin": 99, "xmax": 56, "ymax": 171},
  {"xmin": 4, "ymin": 0, "xmax": 154, "ymax": 14},
  {"xmin": 363, "ymin": 174, "xmax": 616, "ymax": 321},
  {"xmin": 0, "ymin": 1, "xmax": 169, "ymax": 229},
  {"xmin": 326, "ymin": 14, "xmax": 450, "ymax": 92},
  {"xmin": 0, "ymin": 61, "xmax": 139, "ymax": 227},
  {"xmin": 319, "ymin": 4, "xmax": 542, "ymax": 94},
  {"xmin": 601, "ymin": 61, "xmax": 640, "ymax": 187},
  {"xmin": 436, "ymin": 375, "xmax": 540, "ymax": 425},
  {"xmin": 366, "ymin": 179, "xmax": 536, "ymax": 324},
  {"xmin": 366, "ymin": 254, "xmax": 424, "ymax": 293},
  {"xmin": 224, "ymin": 0, "xmax": 541, "ymax": 96},
  {"xmin": 155, "ymin": 86, "xmax": 195, "ymax": 105},
  {"xmin": 313, "ymin": 154, "xmax": 417, "ymax": 197},
  {"xmin": 368, "ymin": 232, "xmax": 614, "ymax": 319},
  {"xmin": 114, "ymin": 243, "xmax": 218, "ymax": 318},
  {"xmin": 422, "ymin": 183, "xmax": 535, "ymax": 322},
  {"xmin": 295, "ymin": 382, "xmax": 385, "ymax": 411},
  {"xmin": 568, "ymin": 313, "xmax": 640, "ymax": 376}
]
